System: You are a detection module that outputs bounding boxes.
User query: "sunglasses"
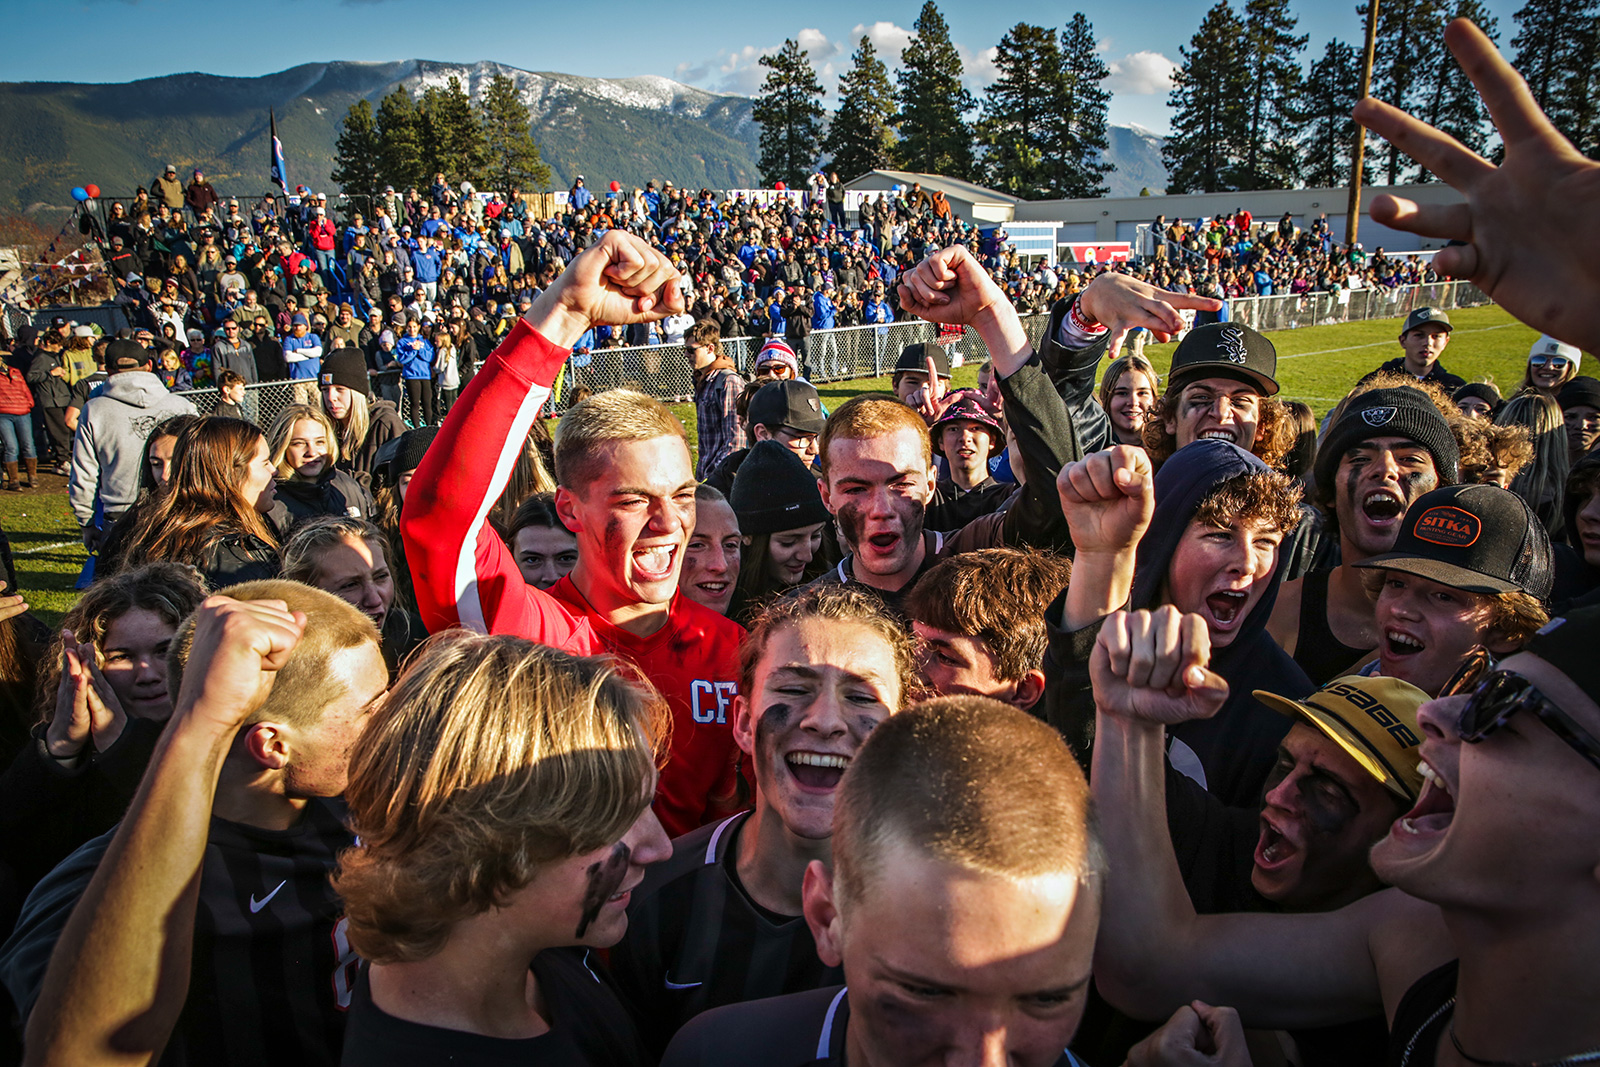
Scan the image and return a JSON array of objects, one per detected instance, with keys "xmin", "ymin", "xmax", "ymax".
[
  {"xmin": 1528, "ymin": 354, "xmax": 1572, "ymax": 369},
  {"xmin": 1440, "ymin": 646, "xmax": 1600, "ymax": 774}
]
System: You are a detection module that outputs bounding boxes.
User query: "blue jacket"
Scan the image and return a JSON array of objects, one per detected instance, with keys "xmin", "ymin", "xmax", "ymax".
[
  {"xmin": 282, "ymin": 332, "xmax": 323, "ymax": 380},
  {"xmin": 395, "ymin": 335, "xmax": 435, "ymax": 380},
  {"xmin": 411, "ymin": 247, "xmax": 443, "ymax": 283},
  {"xmin": 812, "ymin": 293, "xmax": 836, "ymax": 330},
  {"xmin": 570, "ymin": 186, "xmax": 592, "ymax": 210},
  {"xmin": 864, "ymin": 299, "xmax": 893, "ymax": 324}
]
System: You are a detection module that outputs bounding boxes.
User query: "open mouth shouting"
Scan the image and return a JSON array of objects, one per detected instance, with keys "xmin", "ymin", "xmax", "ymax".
[
  {"xmin": 1204, "ymin": 587, "xmax": 1252, "ymax": 628},
  {"xmin": 631, "ymin": 543, "xmax": 679, "ymax": 584},
  {"xmin": 1254, "ymin": 814, "xmax": 1301, "ymax": 873},
  {"xmin": 1383, "ymin": 627, "xmax": 1426, "ymax": 661},
  {"xmin": 1361, "ymin": 489, "xmax": 1405, "ymax": 528},
  {"xmin": 1395, "ymin": 759, "xmax": 1454, "ymax": 838},
  {"xmin": 1199, "ymin": 427, "xmax": 1238, "ymax": 443},
  {"xmin": 786, "ymin": 751, "xmax": 851, "ymax": 792}
]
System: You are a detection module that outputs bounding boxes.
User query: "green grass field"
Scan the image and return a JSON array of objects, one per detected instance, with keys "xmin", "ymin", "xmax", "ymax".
[{"xmin": 5, "ymin": 303, "xmax": 1538, "ymax": 628}]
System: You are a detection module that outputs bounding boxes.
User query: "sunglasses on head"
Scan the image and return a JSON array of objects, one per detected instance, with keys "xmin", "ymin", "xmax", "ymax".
[
  {"xmin": 1440, "ymin": 646, "xmax": 1600, "ymax": 774},
  {"xmin": 1528, "ymin": 354, "xmax": 1572, "ymax": 369}
]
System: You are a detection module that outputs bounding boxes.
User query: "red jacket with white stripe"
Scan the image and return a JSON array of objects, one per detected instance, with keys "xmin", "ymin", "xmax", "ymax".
[{"xmin": 401, "ymin": 320, "xmax": 744, "ymax": 837}]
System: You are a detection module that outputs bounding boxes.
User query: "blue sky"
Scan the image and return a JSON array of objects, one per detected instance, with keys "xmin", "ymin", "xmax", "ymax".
[{"xmin": 9, "ymin": 0, "xmax": 1522, "ymax": 134}]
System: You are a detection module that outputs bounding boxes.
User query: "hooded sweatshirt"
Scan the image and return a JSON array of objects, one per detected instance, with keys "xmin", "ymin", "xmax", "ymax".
[
  {"xmin": 1041, "ymin": 439, "xmax": 1312, "ymax": 808},
  {"xmin": 68, "ymin": 371, "xmax": 198, "ymax": 525}
]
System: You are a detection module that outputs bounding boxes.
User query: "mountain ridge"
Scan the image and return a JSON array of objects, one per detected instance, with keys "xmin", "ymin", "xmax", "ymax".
[{"xmin": 0, "ymin": 61, "xmax": 1164, "ymax": 215}]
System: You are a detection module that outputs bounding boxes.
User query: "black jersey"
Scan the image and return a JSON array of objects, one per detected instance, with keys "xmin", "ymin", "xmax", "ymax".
[
  {"xmin": 607, "ymin": 812, "xmax": 843, "ymax": 1055},
  {"xmin": 0, "ymin": 798, "xmax": 358, "ymax": 1067},
  {"xmin": 660, "ymin": 985, "xmax": 1091, "ymax": 1067},
  {"xmin": 341, "ymin": 948, "xmax": 650, "ymax": 1067}
]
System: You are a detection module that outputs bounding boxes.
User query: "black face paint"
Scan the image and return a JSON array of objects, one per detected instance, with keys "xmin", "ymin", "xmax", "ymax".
[
  {"xmin": 835, "ymin": 502, "xmax": 867, "ymax": 553},
  {"xmin": 1265, "ymin": 758, "xmax": 1359, "ymax": 836},
  {"xmin": 574, "ymin": 842, "xmax": 631, "ymax": 938}
]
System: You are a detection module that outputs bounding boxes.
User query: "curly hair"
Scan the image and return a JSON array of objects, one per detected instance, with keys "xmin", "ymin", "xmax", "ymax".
[
  {"xmin": 903, "ymin": 548, "xmax": 1074, "ymax": 683},
  {"xmin": 1192, "ymin": 468, "xmax": 1305, "ymax": 535},
  {"xmin": 335, "ymin": 632, "xmax": 669, "ymax": 963}
]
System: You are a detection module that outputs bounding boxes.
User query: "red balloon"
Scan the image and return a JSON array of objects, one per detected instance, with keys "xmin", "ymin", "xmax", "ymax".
[
  {"xmin": 84, "ymin": 184, "xmax": 101, "ymax": 199},
  {"xmin": 609, "ymin": 180, "xmax": 621, "ymax": 192},
  {"xmin": 774, "ymin": 181, "xmax": 786, "ymax": 191}
]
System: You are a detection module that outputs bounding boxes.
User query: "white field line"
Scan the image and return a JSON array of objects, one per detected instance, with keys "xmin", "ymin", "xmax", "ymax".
[
  {"xmin": 14, "ymin": 540, "xmax": 78, "ymax": 555},
  {"xmin": 1277, "ymin": 322, "xmax": 1519, "ymax": 360}
]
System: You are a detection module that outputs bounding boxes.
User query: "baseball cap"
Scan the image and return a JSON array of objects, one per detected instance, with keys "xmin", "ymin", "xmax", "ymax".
[
  {"xmin": 1167, "ymin": 322, "xmax": 1279, "ymax": 396},
  {"xmin": 1558, "ymin": 376, "xmax": 1600, "ymax": 412},
  {"xmin": 1401, "ymin": 306, "xmax": 1452, "ymax": 334},
  {"xmin": 894, "ymin": 342, "xmax": 952, "ymax": 379},
  {"xmin": 1254, "ymin": 675, "xmax": 1430, "ymax": 801},
  {"xmin": 106, "ymin": 338, "xmax": 151, "ymax": 370},
  {"xmin": 291, "ymin": 313, "xmax": 309, "ymax": 326},
  {"xmin": 1314, "ymin": 386, "xmax": 1461, "ymax": 492},
  {"xmin": 1354, "ymin": 484, "xmax": 1554, "ymax": 599},
  {"xmin": 930, "ymin": 389, "xmax": 1003, "ymax": 447},
  {"xmin": 749, "ymin": 380, "xmax": 826, "ymax": 435}
]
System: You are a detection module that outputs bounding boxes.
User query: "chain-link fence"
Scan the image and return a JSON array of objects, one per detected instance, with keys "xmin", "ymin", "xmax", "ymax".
[{"xmin": 1227, "ymin": 280, "xmax": 1490, "ymax": 333}]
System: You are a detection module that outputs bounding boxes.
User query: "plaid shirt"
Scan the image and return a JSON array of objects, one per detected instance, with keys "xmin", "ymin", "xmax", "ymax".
[{"xmin": 694, "ymin": 366, "xmax": 746, "ymax": 480}]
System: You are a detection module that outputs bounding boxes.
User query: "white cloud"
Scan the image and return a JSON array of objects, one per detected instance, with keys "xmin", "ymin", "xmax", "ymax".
[
  {"xmin": 673, "ymin": 43, "xmax": 780, "ymax": 96},
  {"xmin": 1106, "ymin": 51, "xmax": 1178, "ymax": 96},
  {"xmin": 960, "ymin": 44, "xmax": 1000, "ymax": 88},
  {"xmin": 849, "ymin": 21, "xmax": 914, "ymax": 63},
  {"xmin": 795, "ymin": 28, "xmax": 840, "ymax": 59}
]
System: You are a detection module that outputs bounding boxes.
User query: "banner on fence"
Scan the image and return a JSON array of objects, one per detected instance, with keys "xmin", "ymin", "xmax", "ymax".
[{"xmin": 1061, "ymin": 242, "xmax": 1132, "ymax": 265}]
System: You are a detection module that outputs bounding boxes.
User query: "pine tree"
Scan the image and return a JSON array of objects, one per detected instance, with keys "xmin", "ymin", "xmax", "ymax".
[
  {"xmin": 480, "ymin": 72, "xmax": 552, "ymax": 194},
  {"xmin": 375, "ymin": 86, "xmax": 425, "ymax": 193},
  {"xmin": 419, "ymin": 75, "xmax": 488, "ymax": 184},
  {"xmin": 1415, "ymin": 1, "xmax": 1499, "ymax": 179},
  {"xmin": 1297, "ymin": 39, "xmax": 1365, "ymax": 188},
  {"xmin": 1363, "ymin": 0, "xmax": 1448, "ymax": 184},
  {"xmin": 1056, "ymin": 13, "xmax": 1114, "ymax": 199},
  {"xmin": 1238, "ymin": 0, "xmax": 1306, "ymax": 189},
  {"xmin": 1162, "ymin": 1, "xmax": 1251, "ymax": 193},
  {"xmin": 752, "ymin": 39, "xmax": 825, "ymax": 188},
  {"xmin": 1512, "ymin": 0, "xmax": 1600, "ymax": 156},
  {"xmin": 329, "ymin": 98, "xmax": 383, "ymax": 201},
  {"xmin": 894, "ymin": 1, "xmax": 977, "ymax": 179},
  {"xmin": 822, "ymin": 37, "xmax": 897, "ymax": 181},
  {"xmin": 978, "ymin": 24, "xmax": 1064, "ymax": 198}
]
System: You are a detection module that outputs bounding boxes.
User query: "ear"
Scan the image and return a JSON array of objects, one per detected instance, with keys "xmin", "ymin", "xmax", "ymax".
[
  {"xmin": 242, "ymin": 722, "xmax": 291, "ymax": 771},
  {"xmin": 817, "ymin": 474, "xmax": 838, "ymax": 516},
  {"xmin": 554, "ymin": 485, "xmax": 583, "ymax": 534},
  {"xmin": 802, "ymin": 859, "xmax": 845, "ymax": 968},
  {"xmin": 731, "ymin": 694, "xmax": 757, "ymax": 757},
  {"xmin": 1013, "ymin": 669, "xmax": 1047, "ymax": 711}
]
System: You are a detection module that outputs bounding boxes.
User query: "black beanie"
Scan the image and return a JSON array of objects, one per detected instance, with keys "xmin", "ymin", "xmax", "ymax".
[
  {"xmin": 319, "ymin": 348, "xmax": 369, "ymax": 393},
  {"xmin": 729, "ymin": 440, "xmax": 830, "ymax": 536},
  {"xmin": 374, "ymin": 425, "xmax": 439, "ymax": 490},
  {"xmin": 1315, "ymin": 387, "xmax": 1460, "ymax": 494}
]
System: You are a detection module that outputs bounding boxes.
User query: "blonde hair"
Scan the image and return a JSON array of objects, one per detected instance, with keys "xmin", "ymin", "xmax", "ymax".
[
  {"xmin": 833, "ymin": 697, "xmax": 1099, "ymax": 906},
  {"xmin": 324, "ymin": 387, "xmax": 373, "ymax": 462},
  {"xmin": 553, "ymin": 388, "xmax": 687, "ymax": 490},
  {"xmin": 268, "ymin": 404, "xmax": 342, "ymax": 478},
  {"xmin": 334, "ymin": 632, "xmax": 669, "ymax": 962},
  {"xmin": 281, "ymin": 516, "xmax": 392, "ymax": 587},
  {"xmin": 167, "ymin": 579, "xmax": 379, "ymax": 730},
  {"xmin": 819, "ymin": 394, "xmax": 932, "ymax": 478}
]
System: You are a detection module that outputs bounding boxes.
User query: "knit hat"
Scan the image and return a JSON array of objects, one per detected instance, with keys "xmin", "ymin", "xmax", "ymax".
[
  {"xmin": 319, "ymin": 349, "xmax": 369, "ymax": 393},
  {"xmin": 378, "ymin": 330, "xmax": 396, "ymax": 347},
  {"xmin": 729, "ymin": 441, "xmax": 830, "ymax": 535},
  {"xmin": 1528, "ymin": 334, "xmax": 1581, "ymax": 370},
  {"xmin": 1314, "ymin": 387, "xmax": 1461, "ymax": 495},
  {"xmin": 1167, "ymin": 322, "xmax": 1279, "ymax": 396},
  {"xmin": 754, "ymin": 338, "xmax": 800, "ymax": 377},
  {"xmin": 1559, "ymin": 376, "xmax": 1600, "ymax": 413},
  {"xmin": 1452, "ymin": 382, "xmax": 1502, "ymax": 410},
  {"xmin": 374, "ymin": 425, "xmax": 440, "ymax": 491},
  {"xmin": 930, "ymin": 389, "xmax": 1003, "ymax": 449},
  {"xmin": 1354, "ymin": 484, "xmax": 1553, "ymax": 599}
]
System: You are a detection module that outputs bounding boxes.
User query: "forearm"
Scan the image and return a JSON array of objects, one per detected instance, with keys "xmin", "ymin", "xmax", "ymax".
[
  {"xmin": 1061, "ymin": 549, "xmax": 1134, "ymax": 630},
  {"xmin": 1089, "ymin": 710, "xmax": 1205, "ymax": 1016},
  {"xmin": 24, "ymin": 719, "xmax": 231, "ymax": 1067},
  {"xmin": 970, "ymin": 299, "xmax": 1032, "ymax": 379},
  {"xmin": 996, "ymin": 359, "xmax": 1076, "ymax": 551}
]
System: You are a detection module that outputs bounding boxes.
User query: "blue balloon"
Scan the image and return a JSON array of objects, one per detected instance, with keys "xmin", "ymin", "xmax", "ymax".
[{"xmin": 70, "ymin": 186, "xmax": 89, "ymax": 202}]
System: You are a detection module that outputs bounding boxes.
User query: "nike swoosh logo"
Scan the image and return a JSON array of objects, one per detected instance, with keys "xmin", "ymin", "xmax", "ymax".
[
  {"xmin": 663, "ymin": 974, "xmax": 702, "ymax": 990},
  {"xmin": 249, "ymin": 880, "xmax": 287, "ymax": 914}
]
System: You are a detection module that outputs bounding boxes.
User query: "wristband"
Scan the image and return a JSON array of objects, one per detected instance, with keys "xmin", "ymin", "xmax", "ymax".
[{"xmin": 1058, "ymin": 297, "xmax": 1108, "ymax": 347}]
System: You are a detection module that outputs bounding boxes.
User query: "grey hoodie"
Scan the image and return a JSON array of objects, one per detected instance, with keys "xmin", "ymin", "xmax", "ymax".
[{"xmin": 69, "ymin": 371, "xmax": 198, "ymax": 525}]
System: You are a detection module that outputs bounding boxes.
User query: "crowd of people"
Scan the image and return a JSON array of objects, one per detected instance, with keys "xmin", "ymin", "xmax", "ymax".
[{"xmin": 0, "ymin": 18, "xmax": 1596, "ymax": 1067}]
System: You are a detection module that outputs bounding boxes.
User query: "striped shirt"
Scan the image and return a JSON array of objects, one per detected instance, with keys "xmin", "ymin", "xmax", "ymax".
[
  {"xmin": 0, "ymin": 799, "xmax": 357, "ymax": 1067},
  {"xmin": 609, "ymin": 812, "xmax": 843, "ymax": 1056}
]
